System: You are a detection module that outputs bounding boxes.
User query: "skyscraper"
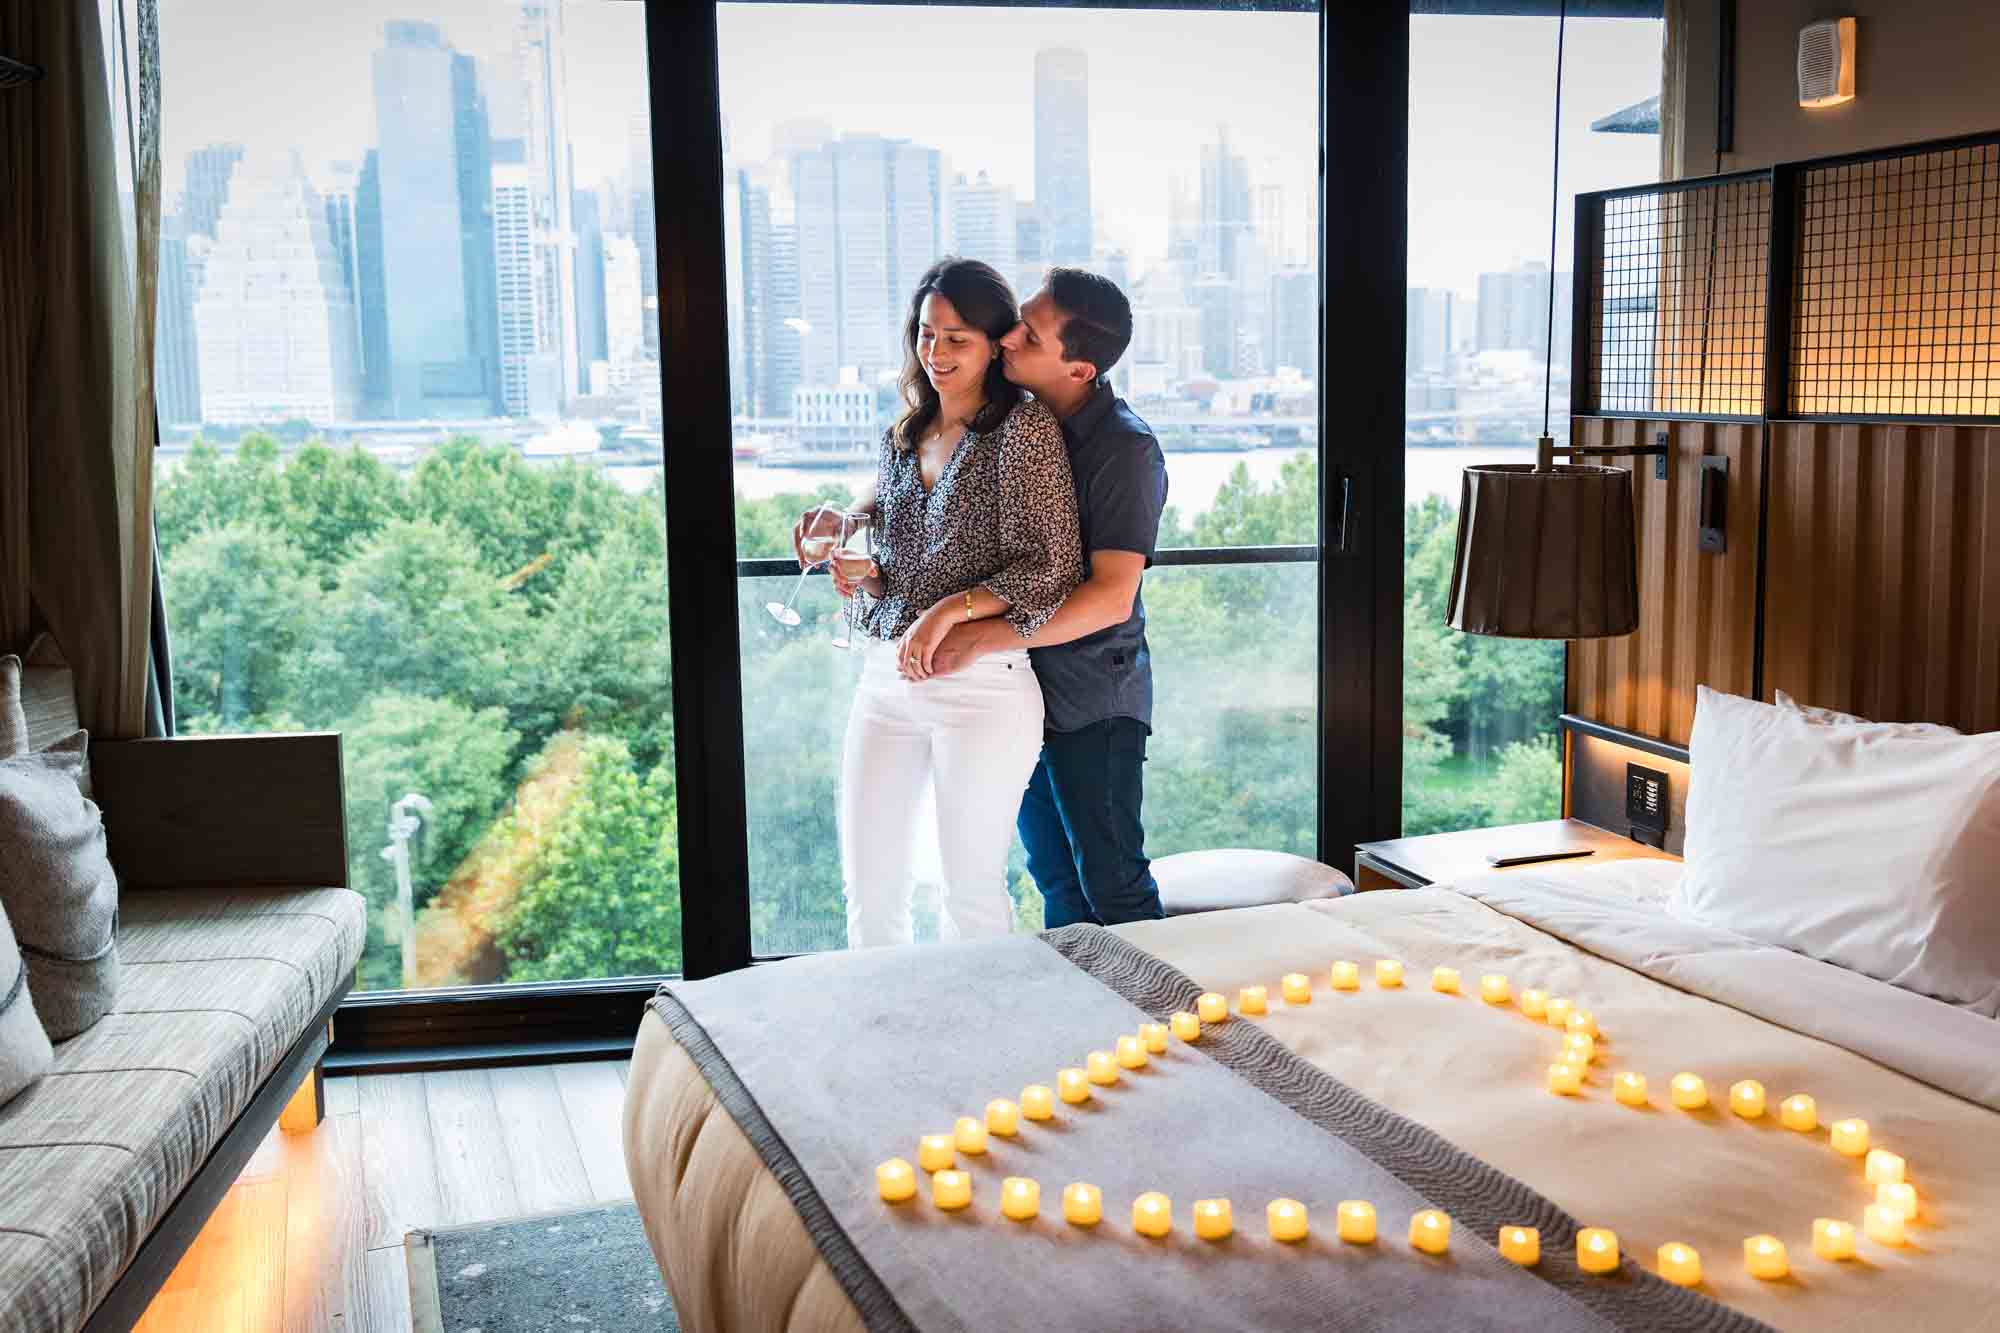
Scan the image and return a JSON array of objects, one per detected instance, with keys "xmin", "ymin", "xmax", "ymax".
[
  {"xmin": 1034, "ymin": 48, "xmax": 1091, "ymax": 265},
  {"xmin": 370, "ymin": 20, "xmax": 502, "ymax": 418},
  {"xmin": 493, "ymin": 153, "xmax": 561, "ymax": 417},
  {"xmin": 951, "ymin": 171, "xmax": 1016, "ymax": 277},
  {"xmin": 728, "ymin": 165, "xmax": 778, "ymax": 418},
  {"xmin": 791, "ymin": 134, "xmax": 947, "ymax": 388},
  {"xmin": 155, "ymin": 215, "xmax": 203, "ymax": 425},
  {"xmin": 1200, "ymin": 127, "xmax": 1253, "ymax": 281},
  {"xmin": 1476, "ymin": 262, "xmax": 1571, "ymax": 361},
  {"xmin": 178, "ymin": 143, "xmax": 244, "ymax": 240},
  {"xmin": 627, "ymin": 114, "xmax": 658, "ymax": 358},
  {"xmin": 1270, "ymin": 267, "xmax": 1318, "ymax": 379},
  {"xmin": 353, "ymin": 151, "xmax": 392, "ymax": 413},
  {"xmin": 602, "ymin": 233, "xmax": 644, "ymax": 367},
  {"xmin": 764, "ymin": 221, "xmax": 802, "ymax": 419},
  {"xmin": 1407, "ymin": 287, "xmax": 1454, "ymax": 375},
  {"xmin": 194, "ymin": 153, "xmax": 360, "ymax": 426},
  {"xmin": 512, "ymin": 1, "xmax": 580, "ymax": 405},
  {"xmin": 573, "ymin": 187, "xmax": 608, "ymax": 370}
]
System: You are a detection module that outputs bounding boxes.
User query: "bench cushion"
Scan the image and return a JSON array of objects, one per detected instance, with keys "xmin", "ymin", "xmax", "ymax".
[
  {"xmin": 0, "ymin": 885, "xmax": 363, "ymax": 1333},
  {"xmin": 1153, "ymin": 848, "xmax": 1354, "ymax": 916}
]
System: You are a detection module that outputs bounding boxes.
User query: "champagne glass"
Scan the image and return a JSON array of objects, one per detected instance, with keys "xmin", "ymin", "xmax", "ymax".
[
  {"xmin": 769, "ymin": 503, "xmax": 843, "ymax": 627},
  {"xmin": 829, "ymin": 512, "xmax": 877, "ymax": 649}
]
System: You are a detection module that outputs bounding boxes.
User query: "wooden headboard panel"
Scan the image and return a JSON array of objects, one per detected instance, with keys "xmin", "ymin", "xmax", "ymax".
[{"xmin": 1567, "ymin": 417, "xmax": 2000, "ymax": 745}]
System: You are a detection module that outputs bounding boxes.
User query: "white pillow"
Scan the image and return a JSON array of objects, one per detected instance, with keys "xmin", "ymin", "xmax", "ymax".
[
  {"xmin": 1773, "ymin": 689, "xmax": 1962, "ymax": 735},
  {"xmin": 1676, "ymin": 686, "xmax": 2000, "ymax": 1014}
]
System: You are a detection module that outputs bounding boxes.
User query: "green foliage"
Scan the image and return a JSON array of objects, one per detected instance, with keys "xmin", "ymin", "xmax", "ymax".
[
  {"xmin": 495, "ymin": 736, "xmax": 683, "ymax": 981},
  {"xmin": 153, "ymin": 427, "xmax": 1560, "ymax": 989}
]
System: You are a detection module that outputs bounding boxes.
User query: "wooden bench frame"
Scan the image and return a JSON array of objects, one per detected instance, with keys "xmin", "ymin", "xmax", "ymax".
[{"xmin": 64, "ymin": 731, "xmax": 352, "ymax": 1330}]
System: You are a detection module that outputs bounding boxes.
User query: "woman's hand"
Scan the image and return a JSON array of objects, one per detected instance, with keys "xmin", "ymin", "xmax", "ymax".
[
  {"xmin": 830, "ymin": 560, "xmax": 880, "ymax": 599},
  {"xmin": 897, "ymin": 597, "xmax": 962, "ymax": 681}
]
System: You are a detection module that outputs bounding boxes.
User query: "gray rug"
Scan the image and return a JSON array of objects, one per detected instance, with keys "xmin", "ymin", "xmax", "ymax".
[{"xmin": 407, "ymin": 1201, "xmax": 679, "ymax": 1332}]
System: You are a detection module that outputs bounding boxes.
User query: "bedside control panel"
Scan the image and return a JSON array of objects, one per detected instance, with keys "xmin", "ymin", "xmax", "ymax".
[{"xmin": 1626, "ymin": 763, "xmax": 1670, "ymax": 847}]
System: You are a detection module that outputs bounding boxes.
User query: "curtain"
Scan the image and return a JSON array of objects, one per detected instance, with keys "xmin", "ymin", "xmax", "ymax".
[{"xmin": 0, "ymin": 0, "xmax": 160, "ymax": 738}]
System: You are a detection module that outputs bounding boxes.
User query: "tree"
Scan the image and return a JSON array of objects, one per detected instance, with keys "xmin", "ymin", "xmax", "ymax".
[
  {"xmin": 276, "ymin": 440, "xmax": 408, "ymax": 579},
  {"xmin": 496, "ymin": 736, "xmax": 682, "ymax": 981},
  {"xmin": 158, "ymin": 521, "xmax": 317, "ymax": 729}
]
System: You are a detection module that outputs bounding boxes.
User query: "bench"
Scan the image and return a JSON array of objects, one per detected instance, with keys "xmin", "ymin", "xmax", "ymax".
[{"xmin": 0, "ymin": 644, "xmax": 363, "ymax": 1332}]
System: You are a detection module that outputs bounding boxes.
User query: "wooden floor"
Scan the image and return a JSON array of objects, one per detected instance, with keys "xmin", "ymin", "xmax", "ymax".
[{"xmin": 133, "ymin": 1060, "xmax": 635, "ymax": 1333}]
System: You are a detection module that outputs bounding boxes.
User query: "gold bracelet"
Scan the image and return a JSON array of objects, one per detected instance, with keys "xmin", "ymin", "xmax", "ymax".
[{"xmin": 963, "ymin": 589, "xmax": 974, "ymax": 622}]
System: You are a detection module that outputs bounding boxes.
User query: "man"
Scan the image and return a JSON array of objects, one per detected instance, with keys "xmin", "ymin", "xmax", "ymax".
[{"xmin": 923, "ymin": 268, "xmax": 1168, "ymax": 928}]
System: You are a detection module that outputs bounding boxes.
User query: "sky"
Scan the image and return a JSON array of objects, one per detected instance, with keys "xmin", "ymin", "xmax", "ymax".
[{"xmin": 159, "ymin": 2, "xmax": 1662, "ymax": 295}]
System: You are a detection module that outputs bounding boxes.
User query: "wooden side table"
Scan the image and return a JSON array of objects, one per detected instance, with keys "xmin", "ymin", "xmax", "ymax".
[{"xmin": 1353, "ymin": 818, "xmax": 1678, "ymax": 892}]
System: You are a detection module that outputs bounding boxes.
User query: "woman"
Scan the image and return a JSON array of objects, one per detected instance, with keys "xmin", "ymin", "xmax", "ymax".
[{"xmin": 832, "ymin": 258, "xmax": 1083, "ymax": 948}]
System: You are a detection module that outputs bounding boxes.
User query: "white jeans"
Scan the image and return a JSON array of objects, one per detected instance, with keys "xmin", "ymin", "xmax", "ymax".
[{"xmin": 838, "ymin": 639, "xmax": 1045, "ymax": 949}]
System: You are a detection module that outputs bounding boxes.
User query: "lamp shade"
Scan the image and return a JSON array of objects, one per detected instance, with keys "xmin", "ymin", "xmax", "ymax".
[{"xmin": 1445, "ymin": 464, "xmax": 1639, "ymax": 639}]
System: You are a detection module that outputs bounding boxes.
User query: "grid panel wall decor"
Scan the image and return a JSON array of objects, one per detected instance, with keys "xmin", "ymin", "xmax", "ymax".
[
  {"xmin": 1589, "ymin": 178, "xmax": 1771, "ymax": 417},
  {"xmin": 1576, "ymin": 130, "xmax": 2000, "ymax": 424},
  {"xmin": 1792, "ymin": 142, "xmax": 2000, "ymax": 417}
]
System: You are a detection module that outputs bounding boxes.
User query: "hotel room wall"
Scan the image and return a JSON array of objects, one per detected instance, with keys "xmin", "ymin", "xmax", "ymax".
[
  {"xmin": 1677, "ymin": 0, "xmax": 2000, "ymax": 177},
  {"xmin": 1765, "ymin": 423, "xmax": 2000, "ymax": 732},
  {"xmin": 1564, "ymin": 417, "xmax": 1761, "ymax": 747}
]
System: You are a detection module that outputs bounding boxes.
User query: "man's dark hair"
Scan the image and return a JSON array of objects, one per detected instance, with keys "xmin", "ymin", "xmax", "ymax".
[{"xmin": 1046, "ymin": 267, "xmax": 1134, "ymax": 376}]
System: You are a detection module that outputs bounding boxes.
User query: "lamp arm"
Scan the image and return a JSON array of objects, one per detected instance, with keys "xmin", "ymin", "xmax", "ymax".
[{"xmin": 1537, "ymin": 434, "xmax": 1671, "ymax": 478}]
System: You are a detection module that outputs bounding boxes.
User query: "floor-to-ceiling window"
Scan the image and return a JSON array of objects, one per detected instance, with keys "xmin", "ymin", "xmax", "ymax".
[
  {"xmin": 713, "ymin": 2, "xmax": 1323, "ymax": 952},
  {"xmin": 155, "ymin": 2, "xmax": 680, "ymax": 992},
  {"xmin": 1402, "ymin": 8, "xmax": 1664, "ymax": 834}
]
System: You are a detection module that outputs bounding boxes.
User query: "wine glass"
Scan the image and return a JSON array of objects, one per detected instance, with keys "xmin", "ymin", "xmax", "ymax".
[
  {"xmin": 829, "ymin": 513, "xmax": 877, "ymax": 649},
  {"xmin": 769, "ymin": 503, "xmax": 844, "ymax": 627}
]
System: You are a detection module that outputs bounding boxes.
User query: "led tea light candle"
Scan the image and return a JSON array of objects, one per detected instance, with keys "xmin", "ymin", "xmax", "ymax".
[
  {"xmin": 1498, "ymin": 1226, "xmax": 1540, "ymax": 1266},
  {"xmin": 1197, "ymin": 992, "xmax": 1229, "ymax": 1024},
  {"xmin": 1812, "ymin": 1217, "xmax": 1857, "ymax": 1261},
  {"xmin": 1743, "ymin": 1234, "xmax": 1789, "ymax": 1280},
  {"xmin": 1409, "ymin": 1210, "xmax": 1451, "ymax": 1255},
  {"xmin": 1432, "ymin": 966, "xmax": 1461, "ymax": 994},
  {"xmin": 1780, "ymin": 1093, "xmax": 1818, "ymax": 1132},
  {"xmin": 1544, "ymin": 996, "xmax": 1574, "ymax": 1030},
  {"xmin": 1614, "ymin": 1072, "xmax": 1649, "ymax": 1106},
  {"xmin": 1865, "ymin": 1149, "xmax": 1906, "ymax": 1186},
  {"xmin": 1481, "ymin": 974, "xmax": 1511, "ymax": 1004},
  {"xmin": 1062, "ymin": 1182, "xmax": 1102, "ymax": 1227},
  {"xmin": 1565, "ymin": 1010, "xmax": 1598, "ymax": 1038},
  {"xmin": 1830, "ymin": 1118, "xmax": 1870, "ymax": 1156},
  {"xmin": 1132, "ymin": 1192, "xmax": 1173, "ymax": 1238},
  {"xmin": 1728, "ymin": 1080, "xmax": 1765, "ymax": 1119},
  {"xmin": 877, "ymin": 1158, "xmax": 917, "ymax": 1203},
  {"xmin": 1140, "ymin": 1022, "xmax": 1170, "ymax": 1054},
  {"xmin": 1020, "ymin": 1085, "xmax": 1055, "ymax": 1121},
  {"xmin": 1170, "ymin": 1011, "xmax": 1201, "ymax": 1042},
  {"xmin": 1329, "ymin": 960, "xmax": 1360, "ymax": 991},
  {"xmin": 1194, "ymin": 1198, "xmax": 1234, "ymax": 1241},
  {"xmin": 1336, "ymin": 1200, "xmax": 1377, "ymax": 1244},
  {"xmin": 1267, "ymin": 1198, "xmax": 1309, "ymax": 1242},
  {"xmin": 1547, "ymin": 1063, "xmax": 1584, "ymax": 1096},
  {"xmin": 1563, "ymin": 1033, "xmax": 1596, "ymax": 1065},
  {"xmin": 1864, "ymin": 1204, "xmax": 1907, "ymax": 1246},
  {"xmin": 1375, "ymin": 959, "xmax": 1405, "ymax": 989},
  {"xmin": 918, "ymin": 1134, "xmax": 955, "ymax": 1173},
  {"xmin": 1577, "ymin": 1229, "xmax": 1620, "ymax": 1274},
  {"xmin": 986, "ymin": 1099, "xmax": 1020, "ymax": 1137},
  {"xmin": 1116, "ymin": 1035, "xmax": 1149, "ymax": 1070},
  {"xmin": 1086, "ymin": 1051, "xmax": 1120, "ymax": 1086},
  {"xmin": 1877, "ymin": 1182, "xmax": 1918, "ymax": 1222},
  {"xmin": 1657, "ymin": 1242, "xmax": 1701, "ymax": 1287},
  {"xmin": 1239, "ymin": 985, "xmax": 1269, "ymax": 1016},
  {"xmin": 954, "ymin": 1117, "xmax": 988, "ymax": 1155},
  {"xmin": 1670, "ymin": 1073, "xmax": 1708, "ymax": 1110},
  {"xmin": 1282, "ymin": 972, "xmax": 1313, "ymax": 1005},
  {"xmin": 1001, "ymin": 1177, "xmax": 1040, "ymax": 1221},
  {"xmin": 932, "ymin": 1170, "xmax": 972, "ymax": 1211},
  {"xmin": 1519, "ymin": 989, "xmax": 1548, "ymax": 1020},
  {"xmin": 1057, "ymin": 1069, "xmax": 1092, "ymax": 1104}
]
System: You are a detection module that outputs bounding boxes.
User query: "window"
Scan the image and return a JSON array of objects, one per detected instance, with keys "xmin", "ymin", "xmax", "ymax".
[
  {"xmin": 715, "ymin": 2, "xmax": 1321, "ymax": 952},
  {"xmin": 156, "ymin": 2, "xmax": 679, "ymax": 991},
  {"xmin": 1402, "ymin": 11, "xmax": 1664, "ymax": 835}
]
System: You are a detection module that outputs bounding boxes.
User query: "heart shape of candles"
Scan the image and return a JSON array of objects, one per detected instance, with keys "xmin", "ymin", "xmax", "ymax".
[{"xmin": 875, "ymin": 961, "xmax": 1928, "ymax": 1291}]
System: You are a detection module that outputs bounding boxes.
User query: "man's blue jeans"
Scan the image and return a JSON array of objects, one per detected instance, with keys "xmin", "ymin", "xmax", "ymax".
[{"xmin": 1017, "ymin": 718, "xmax": 1164, "ymax": 928}]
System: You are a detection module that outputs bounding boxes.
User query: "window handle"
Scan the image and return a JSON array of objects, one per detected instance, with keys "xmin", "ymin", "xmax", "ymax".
[{"xmin": 1331, "ymin": 469, "xmax": 1354, "ymax": 555}]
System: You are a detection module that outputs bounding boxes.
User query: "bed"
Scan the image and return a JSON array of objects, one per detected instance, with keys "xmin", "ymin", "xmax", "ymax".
[{"xmin": 622, "ymin": 861, "xmax": 2000, "ymax": 1332}]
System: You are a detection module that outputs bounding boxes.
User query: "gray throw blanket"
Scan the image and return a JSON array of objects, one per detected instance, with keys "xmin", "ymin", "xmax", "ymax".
[{"xmin": 650, "ymin": 927, "xmax": 1766, "ymax": 1333}]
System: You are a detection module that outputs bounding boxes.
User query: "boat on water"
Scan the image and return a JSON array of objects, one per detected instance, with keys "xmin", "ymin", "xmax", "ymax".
[
  {"xmin": 755, "ymin": 443, "xmax": 878, "ymax": 470},
  {"xmin": 521, "ymin": 420, "xmax": 602, "ymax": 460}
]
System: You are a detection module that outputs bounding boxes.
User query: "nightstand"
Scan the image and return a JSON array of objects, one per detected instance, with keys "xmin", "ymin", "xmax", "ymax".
[{"xmin": 1353, "ymin": 818, "xmax": 1679, "ymax": 892}]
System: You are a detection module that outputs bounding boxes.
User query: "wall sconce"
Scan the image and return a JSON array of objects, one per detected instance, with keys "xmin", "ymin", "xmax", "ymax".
[{"xmin": 1798, "ymin": 18, "xmax": 1856, "ymax": 108}]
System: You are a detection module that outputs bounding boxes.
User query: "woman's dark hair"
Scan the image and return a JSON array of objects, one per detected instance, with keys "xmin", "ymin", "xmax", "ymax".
[{"xmin": 893, "ymin": 257, "xmax": 1022, "ymax": 451}]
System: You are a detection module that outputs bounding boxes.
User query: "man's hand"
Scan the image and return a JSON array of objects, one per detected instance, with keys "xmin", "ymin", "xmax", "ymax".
[
  {"xmin": 895, "ymin": 599, "xmax": 963, "ymax": 681},
  {"xmin": 911, "ymin": 618, "xmax": 1000, "ymax": 681}
]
